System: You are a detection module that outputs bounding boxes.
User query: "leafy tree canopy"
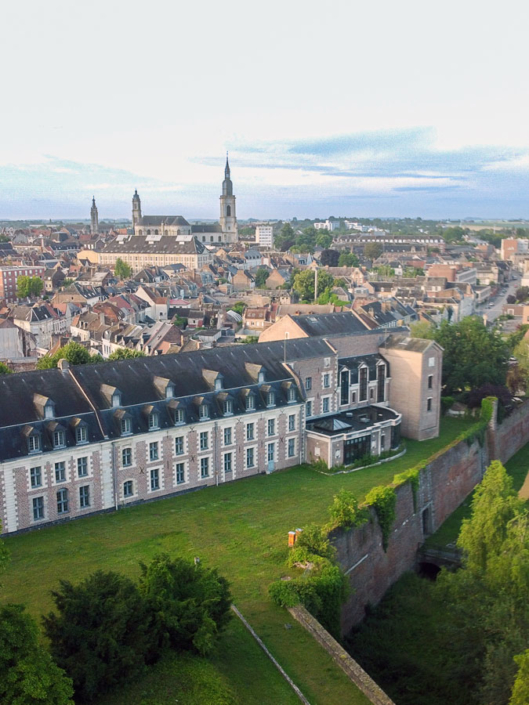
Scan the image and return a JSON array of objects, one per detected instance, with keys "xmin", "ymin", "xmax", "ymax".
[
  {"xmin": 292, "ymin": 270, "xmax": 334, "ymax": 302},
  {"xmin": 16, "ymin": 275, "xmax": 43, "ymax": 299},
  {"xmin": 0, "ymin": 362, "xmax": 12, "ymax": 375},
  {"xmin": 114, "ymin": 258, "xmax": 133, "ymax": 280},
  {"xmin": 36, "ymin": 342, "xmax": 101, "ymax": 370},
  {"xmin": 364, "ymin": 242, "xmax": 383, "ymax": 260},
  {"xmin": 338, "ymin": 252, "xmax": 359, "ymax": 267},
  {"xmin": 254, "ymin": 267, "xmax": 269, "ymax": 289},
  {"xmin": 107, "ymin": 349, "xmax": 146, "ymax": 360},
  {"xmin": 320, "ymin": 249, "xmax": 340, "ymax": 267}
]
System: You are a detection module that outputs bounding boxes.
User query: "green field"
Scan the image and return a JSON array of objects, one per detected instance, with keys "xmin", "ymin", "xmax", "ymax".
[{"xmin": 1, "ymin": 417, "xmax": 471, "ymax": 705}]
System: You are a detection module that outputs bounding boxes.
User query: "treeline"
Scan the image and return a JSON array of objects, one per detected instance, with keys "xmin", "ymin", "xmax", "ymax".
[
  {"xmin": 348, "ymin": 461, "xmax": 529, "ymax": 705},
  {"xmin": 0, "ymin": 546, "xmax": 231, "ymax": 703}
]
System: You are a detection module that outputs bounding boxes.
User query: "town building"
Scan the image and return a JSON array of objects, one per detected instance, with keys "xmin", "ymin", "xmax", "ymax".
[
  {"xmin": 0, "ymin": 265, "xmax": 46, "ymax": 304},
  {"xmin": 0, "ymin": 322, "xmax": 442, "ymax": 535},
  {"xmin": 256, "ymin": 225, "xmax": 274, "ymax": 248}
]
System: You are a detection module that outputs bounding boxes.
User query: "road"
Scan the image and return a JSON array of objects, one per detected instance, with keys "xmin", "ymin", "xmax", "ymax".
[{"xmin": 479, "ymin": 275, "xmax": 519, "ymax": 323}]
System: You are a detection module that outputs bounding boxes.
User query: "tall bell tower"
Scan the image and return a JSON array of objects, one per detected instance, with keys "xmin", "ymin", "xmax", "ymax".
[
  {"xmin": 132, "ymin": 189, "xmax": 142, "ymax": 233},
  {"xmin": 219, "ymin": 154, "xmax": 237, "ymax": 242},
  {"xmin": 90, "ymin": 196, "xmax": 99, "ymax": 235}
]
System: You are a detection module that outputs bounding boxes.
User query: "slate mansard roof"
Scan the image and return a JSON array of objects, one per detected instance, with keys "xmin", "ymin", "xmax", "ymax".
[
  {"xmin": 101, "ymin": 236, "xmax": 206, "ymax": 255},
  {"xmin": 0, "ymin": 338, "xmax": 334, "ymax": 463},
  {"xmin": 290, "ymin": 312, "xmax": 371, "ymax": 337},
  {"xmin": 339, "ymin": 354, "xmax": 389, "ymax": 383}
]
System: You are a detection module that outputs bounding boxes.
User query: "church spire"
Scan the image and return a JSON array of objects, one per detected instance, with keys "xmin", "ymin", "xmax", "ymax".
[
  {"xmin": 90, "ymin": 196, "xmax": 99, "ymax": 235},
  {"xmin": 225, "ymin": 152, "xmax": 230, "ymax": 180}
]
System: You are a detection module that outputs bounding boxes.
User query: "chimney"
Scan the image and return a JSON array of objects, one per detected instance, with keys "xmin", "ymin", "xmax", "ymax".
[
  {"xmin": 99, "ymin": 312, "xmax": 105, "ymax": 325},
  {"xmin": 58, "ymin": 359, "xmax": 69, "ymax": 371}
]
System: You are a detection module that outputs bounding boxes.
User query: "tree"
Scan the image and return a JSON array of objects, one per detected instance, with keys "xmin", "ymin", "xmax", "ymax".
[
  {"xmin": 320, "ymin": 249, "xmax": 340, "ymax": 267},
  {"xmin": 139, "ymin": 553, "xmax": 232, "ymax": 657},
  {"xmin": 433, "ymin": 317, "xmax": 509, "ymax": 394},
  {"xmin": 410, "ymin": 321, "xmax": 435, "ymax": 339},
  {"xmin": 107, "ymin": 349, "xmax": 146, "ymax": 360},
  {"xmin": 511, "ymin": 651, "xmax": 529, "ymax": 705},
  {"xmin": 364, "ymin": 242, "xmax": 383, "ymax": 261},
  {"xmin": 114, "ymin": 258, "xmax": 132, "ymax": 280},
  {"xmin": 515, "ymin": 287, "xmax": 529, "ymax": 303},
  {"xmin": 315, "ymin": 232, "xmax": 333, "ymax": 249},
  {"xmin": 274, "ymin": 223, "xmax": 296, "ymax": 251},
  {"xmin": 441, "ymin": 226, "xmax": 466, "ymax": 243},
  {"xmin": 254, "ymin": 268, "xmax": 269, "ymax": 289},
  {"xmin": 0, "ymin": 604, "xmax": 74, "ymax": 705},
  {"xmin": 292, "ymin": 270, "xmax": 334, "ymax": 302},
  {"xmin": 36, "ymin": 342, "xmax": 95, "ymax": 370},
  {"xmin": 16, "ymin": 276, "xmax": 43, "ymax": 299},
  {"xmin": 0, "ymin": 362, "xmax": 12, "ymax": 375},
  {"xmin": 338, "ymin": 252, "xmax": 359, "ymax": 267},
  {"xmin": 230, "ymin": 302, "xmax": 246, "ymax": 316},
  {"xmin": 43, "ymin": 571, "xmax": 158, "ymax": 702}
]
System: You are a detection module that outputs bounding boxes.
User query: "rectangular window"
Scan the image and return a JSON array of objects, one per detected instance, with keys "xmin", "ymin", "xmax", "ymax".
[
  {"xmin": 175, "ymin": 408, "xmax": 185, "ymax": 425},
  {"xmin": 32, "ymin": 496, "xmax": 44, "ymax": 521},
  {"xmin": 246, "ymin": 396, "xmax": 255, "ymax": 411},
  {"xmin": 267, "ymin": 419, "xmax": 275, "ymax": 436},
  {"xmin": 148, "ymin": 413, "xmax": 159, "ymax": 429},
  {"xmin": 288, "ymin": 438, "xmax": 296, "ymax": 457},
  {"xmin": 288, "ymin": 387, "xmax": 296, "ymax": 402},
  {"xmin": 199, "ymin": 431, "xmax": 209, "ymax": 451},
  {"xmin": 176, "ymin": 462, "xmax": 185, "ymax": 485},
  {"xmin": 199, "ymin": 404, "xmax": 209, "ymax": 419},
  {"xmin": 305, "ymin": 377, "xmax": 312, "ymax": 391},
  {"xmin": 429, "ymin": 357, "xmax": 435, "ymax": 367},
  {"xmin": 359, "ymin": 367, "xmax": 368, "ymax": 401},
  {"xmin": 322, "ymin": 397, "xmax": 330, "ymax": 413},
  {"xmin": 53, "ymin": 430, "xmax": 65, "ymax": 448},
  {"xmin": 75, "ymin": 425, "xmax": 87, "ymax": 444},
  {"xmin": 77, "ymin": 457, "xmax": 88, "ymax": 478},
  {"xmin": 200, "ymin": 456, "xmax": 209, "ymax": 478},
  {"xmin": 30, "ymin": 466, "xmax": 42, "ymax": 489},
  {"xmin": 123, "ymin": 480, "xmax": 133, "ymax": 498},
  {"xmin": 223, "ymin": 427, "xmax": 232, "ymax": 446},
  {"xmin": 370, "ymin": 387, "xmax": 374, "ymax": 400},
  {"xmin": 267, "ymin": 392, "xmax": 275, "ymax": 407},
  {"xmin": 122, "ymin": 447, "xmax": 132, "ymax": 467},
  {"xmin": 55, "ymin": 462, "xmax": 66, "ymax": 483},
  {"xmin": 149, "ymin": 441, "xmax": 159, "ymax": 461},
  {"xmin": 323, "ymin": 373, "xmax": 330, "ymax": 388},
  {"xmin": 288, "ymin": 414, "xmax": 295, "ymax": 432},
  {"xmin": 150, "ymin": 468, "xmax": 160, "ymax": 491},
  {"xmin": 246, "ymin": 447, "xmax": 255, "ymax": 468},
  {"xmin": 351, "ymin": 391, "xmax": 356, "ymax": 403},
  {"xmin": 427, "ymin": 397, "xmax": 433, "ymax": 412},
  {"xmin": 267, "ymin": 442, "xmax": 275, "ymax": 462},
  {"xmin": 381, "ymin": 434, "xmax": 385, "ymax": 451},
  {"xmin": 306, "ymin": 400, "xmax": 313, "ymax": 417},
  {"xmin": 224, "ymin": 452, "xmax": 232, "ymax": 474},
  {"xmin": 377, "ymin": 364, "xmax": 386, "ymax": 403},
  {"xmin": 428, "ymin": 374, "xmax": 433, "ymax": 389},
  {"xmin": 121, "ymin": 417, "xmax": 132, "ymax": 435},
  {"xmin": 79, "ymin": 485, "xmax": 90, "ymax": 509},
  {"xmin": 223, "ymin": 400, "xmax": 233, "ymax": 415},
  {"xmin": 175, "ymin": 436, "xmax": 184, "ymax": 455},
  {"xmin": 57, "ymin": 488, "xmax": 69, "ymax": 514},
  {"xmin": 28, "ymin": 434, "xmax": 40, "ymax": 453},
  {"xmin": 246, "ymin": 423, "xmax": 254, "ymax": 441}
]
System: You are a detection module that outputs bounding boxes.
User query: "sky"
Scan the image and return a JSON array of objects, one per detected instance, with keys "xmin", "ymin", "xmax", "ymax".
[{"xmin": 2, "ymin": 0, "xmax": 529, "ymax": 221}]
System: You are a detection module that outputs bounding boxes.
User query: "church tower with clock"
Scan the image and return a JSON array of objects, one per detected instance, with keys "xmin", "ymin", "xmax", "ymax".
[{"xmin": 219, "ymin": 154, "xmax": 238, "ymax": 242}]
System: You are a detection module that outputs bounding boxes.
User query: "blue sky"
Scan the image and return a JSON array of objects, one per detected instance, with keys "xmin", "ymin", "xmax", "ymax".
[{"xmin": 2, "ymin": 0, "xmax": 529, "ymax": 220}]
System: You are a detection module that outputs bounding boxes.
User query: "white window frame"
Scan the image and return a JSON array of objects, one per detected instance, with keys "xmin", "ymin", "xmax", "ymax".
[{"xmin": 245, "ymin": 445, "xmax": 256, "ymax": 470}]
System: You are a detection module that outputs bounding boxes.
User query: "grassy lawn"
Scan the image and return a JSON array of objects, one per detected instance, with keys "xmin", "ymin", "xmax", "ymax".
[
  {"xmin": 426, "ymin": 438, "xmax": 529, "ymax": 549},
  {"xmin": 1, "ymin": 417, "xmax": 471, "ymax": 705}
]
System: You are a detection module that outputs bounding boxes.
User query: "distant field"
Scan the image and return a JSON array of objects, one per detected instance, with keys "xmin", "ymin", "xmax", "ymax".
[{"xmin": 1, "ymin": 417, "xmax": 471, "ymax": 705}]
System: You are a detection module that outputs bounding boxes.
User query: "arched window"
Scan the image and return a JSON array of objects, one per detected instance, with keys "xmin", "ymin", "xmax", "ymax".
[
  {"xmin": 226, "ymin": 205, "xmax": 231, "ymax": 216},
  {"xmin": 177, "ymin": 229, "xmax": 180, "ymax": 235},
  {"xmin": 147, "ymin": 229, "xmax": 151, "ymax": 235},
  {"xmin": 138, "ymin": 229, "xmax": 142, "ymax": 235},
  {"xmin": 155, "ymin": 229, "xmax": 158, "ymax": 235}
]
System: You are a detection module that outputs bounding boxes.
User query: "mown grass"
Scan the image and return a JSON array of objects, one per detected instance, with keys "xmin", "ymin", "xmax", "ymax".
[
  {"xmin": 426, "ymin": 437, "xmax": 529, "ymax": 548},
  {"xmin": 1, "ymin": 417, "xmax": 471, "ymax": 705}
]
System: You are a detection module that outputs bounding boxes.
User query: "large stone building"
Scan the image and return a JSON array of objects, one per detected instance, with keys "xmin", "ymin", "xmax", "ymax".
[
  {"xmin": 0, "ymin": 325, "xmax": 441, "ymax": 535},
  {"xmin": 132, "ymin": 156, "xmax": 238, "ymax": 245}
]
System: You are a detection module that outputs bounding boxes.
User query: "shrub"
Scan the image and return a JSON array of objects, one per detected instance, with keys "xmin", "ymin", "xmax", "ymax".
[
  {"xmin": 295, "ymin": 524, "xmax": 335, "ymax": 561},
  {"xmin": 328, "ymin": 489, "xmax": 368, "ymax": 530},
  {"xmin": 139, "ymin": 553, "xmax": 232, "ymax": 657},
  {"xmin": 365, "ymin": 485, "xmax": 397, "ymax": 552}
]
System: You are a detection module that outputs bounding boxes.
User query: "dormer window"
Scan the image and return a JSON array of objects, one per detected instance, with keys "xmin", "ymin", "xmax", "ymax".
[
  {"xmin": 199, "ymin": 404, "xmax": 209, "ymax": 420},
  {"xmin": 112, "ymin": 391, "xmax": 122, "ymax": 408},
  {"xmin": 267, "ymin": 392, "xmax": 275, "ymax": 407},
  {"xmin": 75, "ymin": 425, "xmax": 88, "ymax": 444},
  {"xmin": 223, "ymin": 399, "xmax": 233, "ymax": 416},
  {"xmin": 288, "ymin": 387, "xmax": 296, "ymax": 403},
  {"xmin": 258, "ymin": 371, "xmax": 265, "ymax": 383},
  {"xmin": 148, "ymin": 411, "xmax": 160, "ymax": 430},
  {"xmin": 245, "ymin": 395, "xmax": 255, "ymax": 411},
  {"xmin": 215, "ymin": 378, "xmax": 223, "ymax": 392},
  {"xmin": 44, "ymin": 400, "xmax": 55, "ymax": 419},
  {"xmin": 175, "ymin": 408, "xmax": 185, "ymax": 425},
  {"xmin": 121, "ymin": 417, "xmax": 132, "ymax": 435},
  {"xmin": 53, "ymin": 429, "xmax": 65, "ymax": 448},
  {"xmin": 28, "ymin": 433, "xmax": 41, "ymax": 453}
]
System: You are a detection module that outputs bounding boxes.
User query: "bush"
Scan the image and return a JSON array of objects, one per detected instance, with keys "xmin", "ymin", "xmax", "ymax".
[
  {"xmin": 365, "ymin": 485, "xmax": 397, "ymax": 552},
  {"xmin": 139, "ymin": 553, "xmax": 232, "ymax": 657},
  {"xmin": 441, "ymin": 395, "xmax": 455, "ymax": 414},
  {"xmin": 295, "ymin": 524, "xmax": 335, "ymax": 561},
  {"xmin": 328, "ymin": 489, "xmax": 368, "ymax": 530},
  {"xmin": 43, "ymin": 571, "xmax": 158, "ymax": 702}
]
